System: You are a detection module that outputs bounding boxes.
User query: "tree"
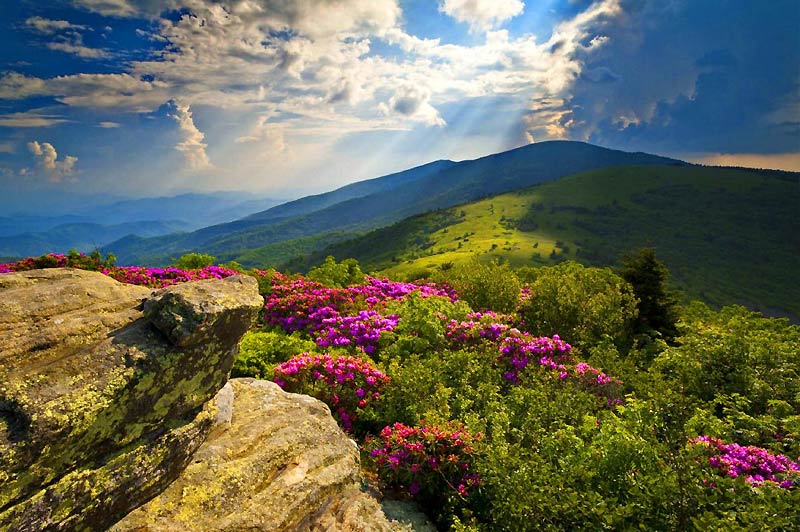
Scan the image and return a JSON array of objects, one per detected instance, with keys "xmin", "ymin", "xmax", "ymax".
[
  {"xmin": 518, "ymin": 261, "xmax": 638, "ymax": 349},
  {"xmin": 173, "ymin": 253, "xmax": 216, "ymax": 269},
  {"xmin": 306, "ymin": 256, "xmax": 365, "ymax": 287},
  {"xmin": 618, "ymin": 248, "xmax": 679, "ymax": 341}
]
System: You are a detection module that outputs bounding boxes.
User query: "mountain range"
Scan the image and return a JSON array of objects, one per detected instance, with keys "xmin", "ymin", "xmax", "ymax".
[
  {"xmin": 105, "ymin": 141, "xmax": 685, "ymax": 265},
  {"xmin": 0, "ymin": 193, "xmax": 284, "ymax": 258}
]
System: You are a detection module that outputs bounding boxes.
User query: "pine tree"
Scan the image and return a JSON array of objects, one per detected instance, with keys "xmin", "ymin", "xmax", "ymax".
[{"xmin": 618, "ymin": 248, "xmax": 680, "ymax": 341}]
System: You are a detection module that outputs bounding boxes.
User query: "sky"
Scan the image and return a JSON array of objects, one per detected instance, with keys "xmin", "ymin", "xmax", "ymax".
[{"xmin": 0, "ymin": 0, "xmax": 798, "ymax": 211}]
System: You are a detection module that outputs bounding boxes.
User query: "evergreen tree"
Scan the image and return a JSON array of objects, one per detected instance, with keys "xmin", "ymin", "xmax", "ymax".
[{"xmin": 618, "ymin": 248, "xmax": 680, "ymax": 341}]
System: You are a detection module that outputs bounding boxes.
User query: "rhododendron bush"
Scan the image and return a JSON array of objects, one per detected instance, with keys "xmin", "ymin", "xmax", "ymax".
[
  {"xmin": 273, "ymin": 353, "xmax": 390, "ymax": 432},
  {"xmin": 367, "ymin": 422, "xmax": 482, "ymax": 500},
  {"xmin": 0, "ymin": 252, "xmax": 237, "ymax": 287},
  {"xmin": 5, "ymin": 254, "xmax": 799, "ymax": 530}
]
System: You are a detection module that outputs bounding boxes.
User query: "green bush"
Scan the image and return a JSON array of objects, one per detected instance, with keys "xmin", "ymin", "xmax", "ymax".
[
  {"xmin": 518, "ymin": 261, "xmax": 638, "ymax": 350},
  {"xmin": 380, "ymin": 293, "xmax": 472, "ymax": 358},
  {"xmin": 432, "ymin": 257, "xmax": 521, "ymax": 313},
  {"xmin": 232, "ymin": 331, "xmax": 318, "ymax": 379},
  {"xmin": 173, "ymin": 252, "xmax": 216, "ymax": 269},
  {"xmin": 306, "ymin": 256, "xmax": 365, "ymax": 287}
]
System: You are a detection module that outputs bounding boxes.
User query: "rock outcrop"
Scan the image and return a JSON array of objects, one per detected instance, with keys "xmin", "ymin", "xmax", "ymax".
[
  {"xmin": 112, "ymin": 378, "xmax": 406, "ymax": 532},
  {"xmin": 0, "ymin": 269, "xmax": 263, "ymax": 532}
]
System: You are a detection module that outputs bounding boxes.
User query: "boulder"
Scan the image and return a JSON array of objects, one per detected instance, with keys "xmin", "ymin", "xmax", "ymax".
[
  {"xmin": 0, "ymin": 269, "xmax": 263, "ymax": 532},
  {"xmin": 111, "ymin": 378, "xmax": 407, "ymax": 532}
]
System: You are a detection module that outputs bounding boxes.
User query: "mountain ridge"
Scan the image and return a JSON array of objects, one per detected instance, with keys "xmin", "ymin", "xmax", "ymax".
[
  {"xmin": 106, "ymin": 141, "xmax": 687, "ymax": 265},
  {"xmin": 286, "ymin": 164, "xmax": 799, "ymax": 320}
]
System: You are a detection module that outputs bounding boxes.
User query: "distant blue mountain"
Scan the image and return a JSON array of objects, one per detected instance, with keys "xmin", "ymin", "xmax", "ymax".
[{"xmin": 0, "ymin": 192, "xmax": 285, "ymax": 257}]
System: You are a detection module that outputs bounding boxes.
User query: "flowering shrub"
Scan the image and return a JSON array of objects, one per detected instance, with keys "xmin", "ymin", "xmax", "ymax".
[
  {"xmin": 496, "ymin": 333, "xmax": 573, "ymax": 383},
  {"xmin": 444, "ymin": 311, "xmax": 516, "ymax": 344},
  {"xmin": 0, "ymin": 253, "xmax": 237, "ymax": 287},
  {"xmin": 441, "ymin": 311, "xmax": 623, "ymax": 404},
  {"xmin": 273, "ymin": 353, "xmax": 390, "ymax": 432},
  {"xmin": 0, "ymin": 252, "xmax": 109, "ymax": 273},
  {"xmin": 691, "ymin": 436, "xmax": 800, "ymax": 489},
  {"xmin": 263, "ymin": 272, "xmax": 455, "ymax": 337},
  {"xmin": 101, "ymin": 265, "xmax": 237, "ymax": 287},
  {"xmin": 367, "ymin": 421, "xmax": 482, "ymax": 499},
  {"xmin": 315, "ymin": 310, "xmax": 399, "ymax": 354}
]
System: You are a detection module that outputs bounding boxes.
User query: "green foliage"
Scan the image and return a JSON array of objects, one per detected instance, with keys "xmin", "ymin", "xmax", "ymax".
[
  {"xmin": 297, "ymin": 165, "xmax": 798, "ymax": 321},
  {"xmin": 230, "ymin": 269, "xmax": 800, "ymax": 530},
  {"xmin": 380, "ymin": 294, "xmax": 472, "ymax": 357},
  {"xmin": 654, "ymin": 303, "xmax": 800, "ymax": 454},
  {"xmin": 518, "ymin": 261, "xmax": 638, "ymax": 349},
  {"xmin": 172, "ymin": 252, "xmax": 216, "ymax": 269},
  {"xmin": 231, "ymin": 331, "xmax": 318, "ymax": 379},
  {"xmin": 431, "ymin": 257, "xmax": 521, "ymax": 313},
  {"xmin": 306, "ymin": 256, "xmax": 366, "ymax": 287},
  {"xmin": 63, "ymin": 248, "xmax": 117, "ymax": 270},
  {"xmin": 618, "ymin": 248, "xmax": 680, "ymax": 343},
  {"xmin": 218, "ymin": 260, "xmax": 245, "ymax": 272}
]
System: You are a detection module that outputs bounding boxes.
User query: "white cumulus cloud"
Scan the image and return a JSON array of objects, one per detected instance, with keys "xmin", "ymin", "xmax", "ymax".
[
  {"xmin": 165, "ymin": 99, "xmax": 212, "ymax": 171},
  {"xmin": 27, "ymin": 141, "xmax": 78, "ymax": 182},
  {"xmin": 439, "ymin": 0, "xmax": 524, "ymax": 31}
]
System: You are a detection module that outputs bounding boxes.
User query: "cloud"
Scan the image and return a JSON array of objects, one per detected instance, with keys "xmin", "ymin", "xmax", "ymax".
[
  {"xmin": 70, "ymin": 0, "xmax": 147, "ymax": 17},
  {"xmin": 165, "ymin": 99, "xmax": 212, "ymax": 170},
  {"xmin": 236, "ymin": 113, "xmax": 286, "ymax": 149},
  {"xmin": 24, "ymin": 15, "xmax": 109, "ymax": 59},
  {"xmin": 97, "ymin": 121, "xmax": 121, "ymax": 128},
  {"xmin": 25, "ymin": 16, "xmax": 89, "ymax": 34},
  {"xmin": 0, "ymin": 111, "xmax": 69, "ymax": 128},
  {"xmin": 439, "ymin": 0, "xmax": 524, "ymax": 31},
  {"xmin": 548, "ymin": 0, "xmax": 800, "ymax": 154},
  {"xmin": 27, "ymin": 141, "xmax": 78, "ymax": 181},
  {"xmin": 6, "ymin": 0, "xmax": 630, "ymax": 182},
  {"xmin": 47, "ymin": 32, "xmax": 111, "ymax": 59},
  {"xmin": 0, "ymin": 72, "xmax": 170, "ymax": 112},
  {"xmin": 0, "ymin": 142, "xmax": 14, "ymax": 153},
  {"xmin": 380, "ymin": 86, "xmax": 446, "ymax": 127}
]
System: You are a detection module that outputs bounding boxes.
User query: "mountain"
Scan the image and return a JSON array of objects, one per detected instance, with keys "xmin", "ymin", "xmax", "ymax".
[
  {"xmin": 288, "ymin": 165, "xmax": 800, "ymax": 321},
  {"xmin": 106, "ymin": 142, "xmax": 686, "ymax": 265},
  {"xmin": 0, "ymin": 220, "xmax": 191, "ymax": 257},
  {"xmin": 81, "ymin": 193, "xmax": 285, "ymax": 229},
  {"xmin": 0, "ymin": 192, "xmax": 285, "ymax": 257}
]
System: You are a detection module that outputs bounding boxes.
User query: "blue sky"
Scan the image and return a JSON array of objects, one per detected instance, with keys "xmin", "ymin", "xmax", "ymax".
[{"xmin": 0, "ymin": 0, "xmax": 798, "ymax": 211}]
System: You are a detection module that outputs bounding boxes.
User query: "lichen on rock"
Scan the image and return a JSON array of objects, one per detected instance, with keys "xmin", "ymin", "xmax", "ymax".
[
  {"xmin": 111, "ymin": 378, "xmax": 407, "ymax": 532},
  {"xmin": 0, "ymin": 269, "xmax": 262, "ymax": 532}
]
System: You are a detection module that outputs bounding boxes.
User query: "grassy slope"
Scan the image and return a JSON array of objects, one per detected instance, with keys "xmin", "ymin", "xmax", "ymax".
[
  {"xmin": 106, "ymin": 141, "xmax": 683, "ymax": 265},
  {"xmin": 291, "ymin": 165, "xmax": 800, "ymax": 320}
]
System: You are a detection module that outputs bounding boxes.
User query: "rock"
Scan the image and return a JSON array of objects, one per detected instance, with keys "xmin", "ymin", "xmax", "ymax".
[
  {"xmin": 0, "ymin": 269, "xmax": 263, "ymax": 532},
  {"xmin": 111, "ymin": 378, "xmax": 406, "ymax": 532},
  {"xmin": 143, "ymin": 275, "xmax": 261, "ymax": 347}
]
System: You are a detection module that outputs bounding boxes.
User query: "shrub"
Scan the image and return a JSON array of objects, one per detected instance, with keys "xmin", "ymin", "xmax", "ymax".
[
  {"xmin": 232, "ymin": 331, "xmax": 318, "ymax": 379},
  {"xmin": 173, "ymin": 252, "xmax": 216, "ymax": 269},
  {"xmin": 273, "ymin": 353, "xmax": 390, "ymax": 432},
  {"xmin": 366, "ymin": 421, "xmax": 482, "ymax": 511},
  {"xmin": 690, "ymin": 436, "xmax": 800, "ymax": 488},
  {"xmin": 306, "ymin": 256, "xmax": 366, "ymax": 287},
  {"xmin": 432, "ymin": 257, "xmax": 521, "ymax": 313},
  {"xmin": 518, "ymin": 261, "xmax": 638, "ymax": 350}
]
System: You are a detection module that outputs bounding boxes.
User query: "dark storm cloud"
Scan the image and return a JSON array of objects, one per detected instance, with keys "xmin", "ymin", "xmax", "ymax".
[{"xmin": 564, "ymin": 0, "xmax": 800, "ymax": 154}]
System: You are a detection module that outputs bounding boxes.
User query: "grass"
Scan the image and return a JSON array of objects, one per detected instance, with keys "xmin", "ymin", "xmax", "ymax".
[{"xmin": 289, "ymin": 165, "xmax": 800, "ymax": 320}]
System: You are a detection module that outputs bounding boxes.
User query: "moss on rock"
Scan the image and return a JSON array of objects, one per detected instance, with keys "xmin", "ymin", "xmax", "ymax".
[{"xmin": 0, "ymin": 269, "xmax": 262, "ymax": 531}]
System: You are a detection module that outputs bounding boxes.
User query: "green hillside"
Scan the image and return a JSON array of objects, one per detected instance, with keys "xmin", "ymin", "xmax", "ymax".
[
  {"xmin": 106, "ymin": 142, "xmax": 684, "ymax": 265},
  {"xmin": 288, "ymin": 165, "xmax": 800, "ymax": 320}
]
